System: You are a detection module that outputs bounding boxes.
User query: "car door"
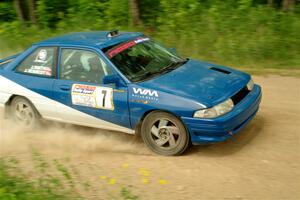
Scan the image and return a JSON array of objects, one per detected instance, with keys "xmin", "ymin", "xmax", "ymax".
[{"xmin": 52, "ymin": 47, "xmax": 133, "ymax": 133}]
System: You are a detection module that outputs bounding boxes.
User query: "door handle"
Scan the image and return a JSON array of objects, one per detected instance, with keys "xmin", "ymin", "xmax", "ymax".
[{"xmin": 59, "ymin": 85, "xmax": 70, "ymax": 91}]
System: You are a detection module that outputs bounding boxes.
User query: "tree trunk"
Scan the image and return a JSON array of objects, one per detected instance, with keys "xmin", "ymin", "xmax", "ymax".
[
  {"xmin": 129, "ymin": 0, "xmax": 142, "ymax": 26},
  {"xmin": 14, "ymin": 0, "xmax": 25, "ymax": 22},
  {"xmin": 28, "ymin": 0, "xmax": 37, "ymax": 24},
  {"xmin": 267, "ymin": 0, "xmax": 273, "ymax": 7},
  {"xmin": 282, "ymin": 0, "xmax": 296, "ymax": 11}
]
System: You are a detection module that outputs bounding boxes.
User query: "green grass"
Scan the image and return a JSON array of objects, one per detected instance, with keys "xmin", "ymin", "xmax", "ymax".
[
  {"xmin": 0, "ymin": 158, "xmax": 83, "ymax": 200},
  {"xmin": 0, "ymin": 152, "xmax": 139, "ymax": 200}
]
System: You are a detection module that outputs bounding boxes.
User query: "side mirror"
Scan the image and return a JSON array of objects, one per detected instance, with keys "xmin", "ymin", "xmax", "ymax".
[
  {"xmin": 169, "ymin": 47, "xmax": 177, "ymax": 55},
  {"xmin": 103, "ymin": 74, "xmax": 122, "ymax": 86}
]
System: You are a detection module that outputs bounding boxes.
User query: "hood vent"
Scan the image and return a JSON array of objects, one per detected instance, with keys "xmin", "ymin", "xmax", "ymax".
[{"xmin": 210, "ymin": 67, "xmax": 231, "ymax": 74}]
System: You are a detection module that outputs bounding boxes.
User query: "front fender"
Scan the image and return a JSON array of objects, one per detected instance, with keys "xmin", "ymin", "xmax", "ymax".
[{"xmin": 128, "ymin": 84, "xmax": 205, "ymax": 129}]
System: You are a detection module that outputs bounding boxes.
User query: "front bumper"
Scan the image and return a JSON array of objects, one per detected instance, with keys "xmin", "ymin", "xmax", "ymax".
[{"xmin": 182, "ymin": 85, "xmax": 262, "ymax": 144}]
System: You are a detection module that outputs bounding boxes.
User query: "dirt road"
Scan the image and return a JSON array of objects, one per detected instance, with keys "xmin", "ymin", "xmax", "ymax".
[{"xmin": 1, "ymin": 75, "xmax": 300, "ymax": 200}]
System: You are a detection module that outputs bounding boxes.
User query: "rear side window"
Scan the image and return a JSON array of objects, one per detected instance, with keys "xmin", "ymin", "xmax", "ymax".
[{"xmin": 16, "ymin": 47, "xmax": 57, "ymax": 77}]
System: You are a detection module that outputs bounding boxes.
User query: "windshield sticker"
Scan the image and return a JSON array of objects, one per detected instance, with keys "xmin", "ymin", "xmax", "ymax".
[
  {"xmin": 132, "ymin": 87, "xmax": 159, "ymax": 101},
  {"xmin": 107, "ymin": 37, "xmax": 150, "ymax": 58},
  {"xmin": 134, "ymin": 37, "xmax": 149, "ymax": 44},
  {"xmin": 72, "ymin": 84, "xmax": 114, "ymax": 110},
  {"xmin": 108, "ymin": 41, "xmax": 136, "ymax": 58}
]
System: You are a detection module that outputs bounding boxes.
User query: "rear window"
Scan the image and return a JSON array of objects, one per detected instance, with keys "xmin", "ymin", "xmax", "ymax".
[{"xmin": 16, "ymin": 47, "xmax": 57, "ymax": 77}]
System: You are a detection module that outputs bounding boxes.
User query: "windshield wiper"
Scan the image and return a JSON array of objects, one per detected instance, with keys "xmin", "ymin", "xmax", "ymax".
[
  {"xmin": 131, "ymin": 58, "xmax": 189, "ymax": 82},
  {"xmin": 131, "ymin": 70, "xmax": 162, "ymax": 82},
  {"xmin": 160, "ymin": 58, "xmax": 189, "ymax": 72},
  {"xmin": 170, "ymin": 58, "xmax": 189, "ymax": 68}
]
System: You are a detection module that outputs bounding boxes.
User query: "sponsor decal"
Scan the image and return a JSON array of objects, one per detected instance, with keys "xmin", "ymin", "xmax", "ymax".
[
  {"xmin": 72, "ymin": 84, "xmax": 114, "ymax": 110},
  {"xmin": 24, "ymin": 65, "xmax": 52, "ymax": 76},
  {"xmin": 107, "ymin": 37, "xmax": 150, "ymax": 58},
  {"xmin": 72, "ymin": 85, "xmax": 95, "ymax": 95},
  {"xmin": 132, "ymin": 87, "xmax": 159, "ymax": 101},
  {"xmin": 34, "ymin": 49, "xmax": 48, "ymax": 63}
]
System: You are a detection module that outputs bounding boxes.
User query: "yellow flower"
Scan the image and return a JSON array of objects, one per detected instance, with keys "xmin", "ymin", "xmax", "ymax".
[
  {"xmin": 108, "ymin": 178, "xmax": 116, "ymax": 185},
  {"xmin": 122, "ymin": 163, "xmax": 129, "ymax": 168},
  {"xmin": 138, "ymin": 168, "xmax": 150, "ymax": 176},
  {"xmin": 100, "ymin": 176, "xmax": 107, "ymax": 180},
  {"xmin": 142, "ymin": 171, "xmax": 150, "ymax": 176},
  {"xmin": 142, "ymin": 178, "xmax": 149, "ymax": 184},
  {"xmin": 158, "ymin": 180, "xmax": 167, "ymax": 185}
]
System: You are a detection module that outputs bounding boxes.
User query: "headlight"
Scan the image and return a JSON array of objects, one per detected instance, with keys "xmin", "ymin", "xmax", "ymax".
[
  {"xmin": 194, "ymin": 99, "xmax": 234, "ymax": 118},
  {"xmin": 247, "ymin": 78, "xmax": 254, "ymax": 91}
]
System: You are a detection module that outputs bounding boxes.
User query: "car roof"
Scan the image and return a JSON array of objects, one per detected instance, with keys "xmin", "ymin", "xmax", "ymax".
[{"xmin": 35, "ymin": 31, "xmax": 143, "ymax": 49}]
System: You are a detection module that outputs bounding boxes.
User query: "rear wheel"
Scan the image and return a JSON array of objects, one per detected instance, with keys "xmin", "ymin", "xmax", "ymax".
[
  {"xmin": 10, "ymin": 97, "xmax": 39, "ymax": 129},
  {"xmin": 141, "ymin": 111, "xmax": 190, "ymax": 156}
]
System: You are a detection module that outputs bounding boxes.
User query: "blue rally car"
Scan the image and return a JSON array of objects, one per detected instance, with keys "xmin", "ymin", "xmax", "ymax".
[{"xmin": 0, "ymin": 31, "xmax": 262, "ymax": 156}]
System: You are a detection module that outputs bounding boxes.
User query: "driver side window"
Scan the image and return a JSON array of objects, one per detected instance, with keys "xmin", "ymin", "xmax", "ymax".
[{"xmin": 60, "ymin": 49, "xmax": 112, "ymax": 84}]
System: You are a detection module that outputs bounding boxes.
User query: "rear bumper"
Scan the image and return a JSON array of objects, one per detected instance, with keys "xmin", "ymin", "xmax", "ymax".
[{"xmin": 181, "ymin": 85, "xmax": 262, "ymax": 144}]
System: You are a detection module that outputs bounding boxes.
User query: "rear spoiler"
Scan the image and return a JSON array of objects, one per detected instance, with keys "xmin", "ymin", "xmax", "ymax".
[{"xmin": 0, "ymin": 53, "xmax": 20, "ymax": 68}]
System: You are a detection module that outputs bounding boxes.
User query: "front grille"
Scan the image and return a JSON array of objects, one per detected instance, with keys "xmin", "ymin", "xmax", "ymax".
[{"xmin": 231, "ymin": 86, "xmax": 250, "ymax": 105}]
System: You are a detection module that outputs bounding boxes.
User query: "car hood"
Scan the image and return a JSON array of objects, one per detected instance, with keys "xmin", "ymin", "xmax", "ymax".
[{"xmin": 138, "ymin": 59, "xmax": 250, "ymax": 107}]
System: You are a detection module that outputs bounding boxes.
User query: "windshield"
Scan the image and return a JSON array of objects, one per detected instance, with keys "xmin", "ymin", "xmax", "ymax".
[{"xmin": 104, "ymin": 38, "xmax": 187, "ymax": 82}]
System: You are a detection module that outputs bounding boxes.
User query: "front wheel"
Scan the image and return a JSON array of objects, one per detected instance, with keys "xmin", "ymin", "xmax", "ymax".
[
  {"xmin": 141, "ymin": 111, "xmax": 190, "ymax": 156},
  {"xmin": 10, "ymin": 97, "xmax": 40, "ymax": 129}
]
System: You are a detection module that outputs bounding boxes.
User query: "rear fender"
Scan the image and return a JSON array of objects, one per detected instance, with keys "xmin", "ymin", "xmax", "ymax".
[{"xmin": 0, "ymin": 94, "xmax": 14, "ymax": 119}]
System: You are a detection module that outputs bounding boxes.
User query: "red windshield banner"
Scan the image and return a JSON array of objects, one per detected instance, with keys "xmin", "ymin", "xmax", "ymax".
[
  {"xmin": 107, "ymin": 41, "xmax": 136, "ymax": 58},
  {"xmin": 107, "ymin": 37, "xmax": 149, "ymax": 58}
]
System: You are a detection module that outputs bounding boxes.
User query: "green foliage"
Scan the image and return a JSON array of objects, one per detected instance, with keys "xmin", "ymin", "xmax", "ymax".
[
  {"xmin": 154, "ymin": 1, "xmax": 299, "ymax": 68},
  {"xmin": 0, "ymin": 0, "xmax": 299, "ymax": 69},
  {"xmin": 139, "ymin": 0, "xmax": 161, "ymax": 27},
  {"xmin": 36, "ymin": 0, "xmax": 69, "ymax": 28},
  {"xmin": 120, "ymin": 187, "xmax": 139, "ymax": 200},
  {"xmin": 0, "ymin": 1, "xmax": 16, "ymax": 22}
]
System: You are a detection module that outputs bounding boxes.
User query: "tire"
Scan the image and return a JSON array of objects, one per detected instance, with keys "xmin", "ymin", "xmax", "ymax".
[
  {"xmin": 10, "ymin": 97, "xmax": 40, "ymax": 129},
  {"xmin": 141, "ymin": 111, "xmax": 190, "ymax": 156}
]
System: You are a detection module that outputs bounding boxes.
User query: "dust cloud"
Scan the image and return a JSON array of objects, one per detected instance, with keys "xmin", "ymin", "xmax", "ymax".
[{"xmin": 0, "ymin": 111, "xmax": 147, "ymax": 158}]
